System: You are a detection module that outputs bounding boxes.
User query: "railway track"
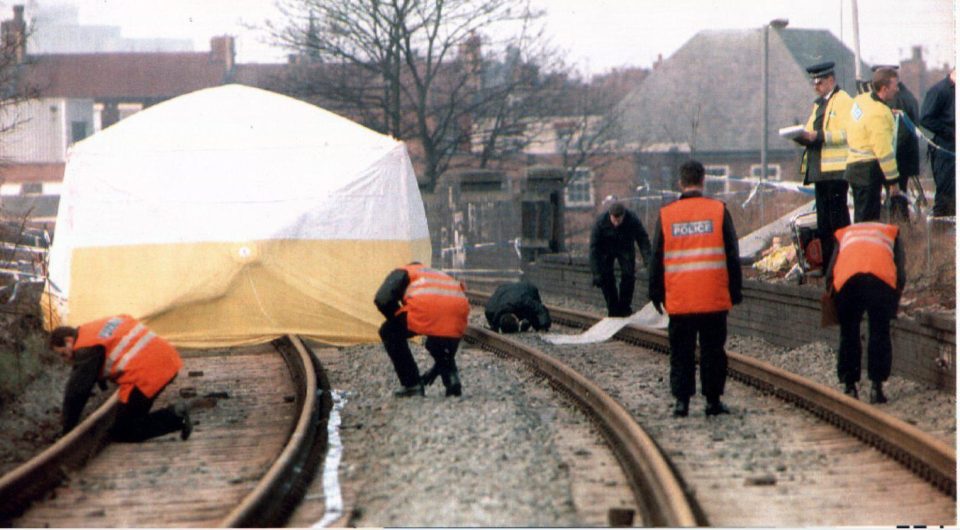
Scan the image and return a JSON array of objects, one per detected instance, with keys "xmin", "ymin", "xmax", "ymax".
[
  {"xmin": 2, "ymin": 293, "xmax": 954, "ymax": 526},
  {"xmin": 466, "ymin": 290, "xmax": 956, "ymax": 526},
  {"xmin": 0, "ymin": 335, "xmax": 328, "ymax": 528}
]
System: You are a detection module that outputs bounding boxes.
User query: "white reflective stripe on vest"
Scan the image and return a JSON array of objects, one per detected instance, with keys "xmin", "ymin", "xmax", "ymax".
[
  {"xmin": 665, "ymin": 260, "xmax": 726, "ymax": 273},
  {"xmin": 101, "ymin": 322, "xmax": 145, "ymax": 378},
  {"xmin": 664, "ymin": 246, "xmax": 725, "ymax": 259},
  {"xmin": 115, "ymin": 332, "xmax": 157, "ymax": 372},
  {"xmin": 406, "ymin": 286, "xmax": 467, "ymax": 298},
  {"xmin": 839, "ymin": 233, "xmax": 894, "ymax": 256},
  {"xmin": 409, "ymin": 276, "xmax": 461, "ymax": 289}
]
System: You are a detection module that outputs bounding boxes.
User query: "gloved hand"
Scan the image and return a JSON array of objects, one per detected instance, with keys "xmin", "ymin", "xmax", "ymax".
[
  {"xmin": 652, "ymin": 301, "xmax": 663, "ymax": 315},
  {"xmin": 591, "ymin": 275, "xmax": 602, "ymax": 287}
]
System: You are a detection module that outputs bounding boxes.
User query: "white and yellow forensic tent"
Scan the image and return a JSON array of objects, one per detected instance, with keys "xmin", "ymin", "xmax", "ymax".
[{"xmin": 43, "ymin": 84, "xmax": 431, "ymax": 347}]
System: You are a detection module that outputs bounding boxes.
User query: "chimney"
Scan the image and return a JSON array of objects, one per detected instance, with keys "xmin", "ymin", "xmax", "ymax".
[
  {"xmin": 912, "ymin": 46, "xmax": 923, "ymax": 61},
  {"xmin": 209, "ymin": 36, "xmax": 236, "ymax": 71},
  {"xmin": 654, "ymin": 53, "xmax": 663, "ymax": 69},
  {"xmin": 1, "ymin": 5, "xmax": 26, "ymax": 64}
]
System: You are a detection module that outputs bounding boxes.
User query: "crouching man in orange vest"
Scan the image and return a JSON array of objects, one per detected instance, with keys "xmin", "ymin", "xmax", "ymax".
[
  {"xmin": 648, "ymin": 160, "xmax": 743, "ymax": 417},
  {"xmin": 50, "ymin": 315, "xmax": 192, "ymax": 442},
  {"xmin": 374, "ymin": 262, "xmax": 469, "ymax": 397},
  {"xmin": 826, "ymin": 222, "xmax": 905, "ymax": 404}
]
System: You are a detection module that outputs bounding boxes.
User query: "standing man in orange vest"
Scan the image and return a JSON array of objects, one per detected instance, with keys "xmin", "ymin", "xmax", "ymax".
[
  {"xmin": 825, "ymin": 222, "xmax": 905, "ymax": 403},
  {"xmin": 50, "ymin": 315, "xmax": 192, "ymax": 442},
  {"xmin": 374, "ymin": 262, "xmax": 470, "ymax": 397},
  {"xmin": 648, "ymin": 160, "xmax": 743, "ymax": 417}
]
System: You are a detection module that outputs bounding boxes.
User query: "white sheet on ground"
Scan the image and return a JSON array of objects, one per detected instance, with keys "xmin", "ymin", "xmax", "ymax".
[{"xmin": 541, "ymin": 302, "xmax": 667, "ymax": 345}]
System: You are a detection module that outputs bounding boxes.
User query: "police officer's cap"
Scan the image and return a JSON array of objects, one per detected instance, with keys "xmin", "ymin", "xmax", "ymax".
[
  {"xmin": 806, "ymin": 61, "xmax": 835, "ymax": 79},
  {"xmin": 870, "ymin": 64, "xmax": 899, "ymax": 72}
]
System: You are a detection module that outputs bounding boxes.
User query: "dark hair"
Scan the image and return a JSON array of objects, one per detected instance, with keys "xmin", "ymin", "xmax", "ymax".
[
  {"xmin": 49, "ymin": 326, "xmax": 78, "ymax": 348},
  {"xmin": 608, "ymin": 202, "xmax": 626, "ymax": 218},
  {"xmin": 499, "ymin": 313, "xmax": 520, "ymax": 333},
  {"xmin": 679, "ymin": 160, "xmax": 705, "ymax": 188},
  {"xmin": 871, "ymin": 68, "xmax": 899, "ymax": 92}
]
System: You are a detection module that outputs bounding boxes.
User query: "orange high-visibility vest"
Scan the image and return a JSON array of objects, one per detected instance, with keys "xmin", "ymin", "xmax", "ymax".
[
  {"xmin": 399, "ymin": 264, "xmax": 469, "ymax": 338},
  {"xmin": 75, "ymin": 315, "xmax": 183, "ymax": 403},
  {"xmin": 660, "ymin": 197, "xmax": 732, "ymax": 315},
  {"xmin": 832, "ymin": 223, "xmax": 899, "ymax": 291}
]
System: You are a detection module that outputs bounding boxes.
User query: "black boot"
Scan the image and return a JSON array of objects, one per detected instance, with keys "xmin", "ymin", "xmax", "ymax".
[
  {"xmin": 175, "ymin": 400, "xmax": 192, "ymax": 441},
  {"xmin": 704, "ymin": 397, "xmax": 730, "ymax": 416},
  {"xmin": 393, "ymin": 384, "xmax": 424, "ymax": 397},
  {"xmin": 869, "ymin": 381, "xmax": 887, "ymax": 404},
  {"xmin": 843, "ymin": 382, "xmax": 859, "ymax": 399},
  {"xmin": 441, "ymin": 368, "xmax": 462, "ymax": 397},
  {"xmin": 672, "ymin": 398, "xmax": 689, "ymax": 417}
]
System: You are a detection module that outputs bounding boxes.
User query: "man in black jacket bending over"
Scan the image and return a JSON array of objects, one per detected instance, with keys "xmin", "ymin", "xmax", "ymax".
[
  {"xmin": 589, "ymin": 201, "xmax": 652, "ymax": 317},
  {"xmin": 484, "ymin": 280, "xmax": 551, "ymax": 333}
]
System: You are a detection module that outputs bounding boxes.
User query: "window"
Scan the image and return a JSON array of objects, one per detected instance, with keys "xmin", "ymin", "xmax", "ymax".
[
  {"xmin": 564, "ymin": 167, "xmax": 594, "ymax": 208},
  {"xmin": 20, "ymin": 183, "xmax": 42, "ymax": 195},
  {"xmin": 705, "ymin": 165, "xmax": 730, "ymax": 178},
  {"xmin": 71, "ymin": 121, "xmax": 88, "ymax": 143},
  {"xmin": 750, "ymin": 164, "xmax": 781, "ymax": 180},
  {"xmin": 704, "ymin": 165, "xmax": 731, "ymax": 194}
]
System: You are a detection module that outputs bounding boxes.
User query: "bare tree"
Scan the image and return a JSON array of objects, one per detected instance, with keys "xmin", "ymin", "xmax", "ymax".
[
  {"xmin": 267, "ymin": 0, "xmax": 553, "ymax": 192},
  {"xmin": 0, "ymin": 7, "xmax": 40, "ymax": 141}
]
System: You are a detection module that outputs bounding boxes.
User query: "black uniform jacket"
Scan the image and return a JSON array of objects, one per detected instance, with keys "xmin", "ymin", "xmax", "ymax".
[
  {"xmin": 893, "ymin": 84, "xmax": 921, "ymax": 177},
  {"xmin": 647, "ymin": 191, "xmax": 743, "ymax": 310},
  {"xmin": 588, "ymin": 208, "xmax": 652, "ymax": 276},
  {"xmin": 920, "ymin": 74, "xmax": 956, "ymax": 152},
  {"xmin": 484, "ymin": 281, "xmax": 552, "ymax": 332},
  {"xmin": 62, "ymin": 346, "xmax": 108, "ymax": 434},
  {"xmin": 374, "ymin": 268, "xmax": 411, "ymax": 320}
]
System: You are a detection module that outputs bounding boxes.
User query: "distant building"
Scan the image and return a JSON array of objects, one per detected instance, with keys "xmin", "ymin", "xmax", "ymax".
[
  {"xmin": 27, "ymin": 3, "xmax": 192, "ymax": 54},
  {"xmin": 617, "ymin": 27, "xmax": 871, "ymax": 193}
]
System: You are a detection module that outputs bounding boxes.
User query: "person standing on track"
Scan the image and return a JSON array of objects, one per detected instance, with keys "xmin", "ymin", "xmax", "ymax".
[
  {"xmin": 648, "ymin": 160, "xmax": 742, "ymax": 417},
  {"xmin": 589, "ymin": 201, "xmax": 652, "ymax": 317},
  {"xmin": 50, "ymin": 315, "xmax": 192, "ymax": 442},
  {"xmin": 374, "ymin": 262, "xmax": 469, "ymax": 397},
  {"xmin": 825, "ymin": 222, "xmax": 905, "ymax": 404}
]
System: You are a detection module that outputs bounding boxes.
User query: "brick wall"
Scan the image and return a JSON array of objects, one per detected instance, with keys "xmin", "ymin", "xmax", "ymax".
[{"xmin": 500, "ymin": 254, "xmax": 955, "ymax": 392}]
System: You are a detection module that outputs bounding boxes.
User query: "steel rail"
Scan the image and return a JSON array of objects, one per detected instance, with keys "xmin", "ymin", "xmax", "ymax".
[
  {"xmin": 467, "ymin": 290, "xmax": 956, "ymax": 498},
  {"xmin": 221, "ymin": 334, "xmax": 325, "ymax": 527},
  {"xmin": 0, "ymin": 335, "xmax": 330, "ymax": 526},
  {"xmin": 0, "ymin": 394, "xmax": 118, "ymax": 521},
  {"xmin": 464, "ymin": 325, "xmax": 703, "ymax": 527}
]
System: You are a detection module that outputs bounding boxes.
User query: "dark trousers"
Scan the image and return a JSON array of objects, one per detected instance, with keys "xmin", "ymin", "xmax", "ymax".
[
  {"xmin": 931, "ymin": 149, "xmax": 955, "ymax": 216},
  {"xmin": 379, "ymin": 313, "xmax": 460, "ymax": 387},
  {"xmin": 814, "ymin": 179, "xmax": 851, "ymax": 268},
  {"xmin": 112, "ymin": 385, "xmax": 183, "ymax": 443},
  {"xmin": 598, "ymin": 253, "xmax": 636, "ymax": 316},
  {"xmin": 835, "ymin": 274, "xmax": 898, "ymax": 386},
  {"xmin": 851, "ymin": 178, "xmax": 883, "ymax": 222},
  {"xmin": 668, "ymin": 312, "xmax": 728, "ymax": 401}
]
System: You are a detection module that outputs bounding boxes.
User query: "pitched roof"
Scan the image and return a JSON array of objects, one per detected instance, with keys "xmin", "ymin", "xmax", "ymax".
[
  {"xmin": 21, "ymin": 52, "xmax": 229, "ymax": 99},
  {"xmin": 617, "ymin": 28, "xmax": 869, "ymax": 153}
]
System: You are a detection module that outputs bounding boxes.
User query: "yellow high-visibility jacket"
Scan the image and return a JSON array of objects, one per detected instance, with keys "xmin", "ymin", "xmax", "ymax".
[
  {"xmin": 846, "ymin": 92, "xmax": 899, "ymax": 183},
  {"xmin": 800, "ymin": 88, "xmax": 853, "ymax": 178}
]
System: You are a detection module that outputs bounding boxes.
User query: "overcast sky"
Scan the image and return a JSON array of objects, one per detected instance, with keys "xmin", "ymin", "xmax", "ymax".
[{"xmin": 22, "ymin": 0, "xmax": 958, "ymax": 76}]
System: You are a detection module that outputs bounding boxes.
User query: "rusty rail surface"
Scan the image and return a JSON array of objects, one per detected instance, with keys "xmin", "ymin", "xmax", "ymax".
[
  {"xmin": 464, "ymin": 325, "xmax": 703, "ymax": 527},
  {"xmin": 468, "ymin": 290, "xmax": 956, "ymax": 498},
  {"xmin": 0, "ymin": 335, "xmax": 329, "ymax": 527}
]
